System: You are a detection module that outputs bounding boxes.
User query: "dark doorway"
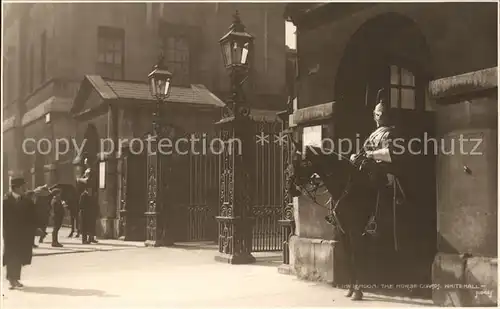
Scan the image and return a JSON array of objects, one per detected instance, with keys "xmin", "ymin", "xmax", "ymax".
[
  {"xmin": 334, "ymin": 12, "xmax": 437, "ymax": 291},
  {"xmin": 119, "ymin": 146, "xmax": 147, "ymax": 241}
]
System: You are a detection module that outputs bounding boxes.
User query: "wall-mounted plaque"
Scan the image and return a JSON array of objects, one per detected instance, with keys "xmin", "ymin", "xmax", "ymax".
[{"xmin": 302, "ymin": 125, "xmax": 322, "ymax": 152}]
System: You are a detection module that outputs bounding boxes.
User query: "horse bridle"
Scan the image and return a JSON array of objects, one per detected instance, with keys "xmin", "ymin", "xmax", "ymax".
[{"xmin": 292, "ymin": 154, "xmax": 355, "ymax": 235}]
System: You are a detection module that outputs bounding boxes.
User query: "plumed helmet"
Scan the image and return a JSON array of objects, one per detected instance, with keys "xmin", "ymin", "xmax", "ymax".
[{"xmin": 375, "ymin": 88, "xmax": 388, "ymax": 112}]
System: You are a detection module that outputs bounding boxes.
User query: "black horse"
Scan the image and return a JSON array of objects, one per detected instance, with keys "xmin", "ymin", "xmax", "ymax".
[{"xmin": 288, "ymin": 144, "xmax": 393, "ymax": 300}]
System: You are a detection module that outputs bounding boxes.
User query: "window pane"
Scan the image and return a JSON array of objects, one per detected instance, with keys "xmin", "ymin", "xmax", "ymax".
[
  {"xmin": 390, "ymin": 87, "xmax": 399, "ymax": 108},
  {"xmin": 106, "ymin": 52, "xmax": 114, "ymax": 63},
  {"xmin": 114, "ymin": 55, "xmax": 122, "ymax": 65},
  {"xmin": 98, "ymin": 53, "xmax": 106, "ymax": 62},
  {"xmin": 98, "ymin": 38, "xmax": 107, "ymax": 50},
  {"xmin": 390, "ymin": 65, "xmax": 399, "ymax": 85},
  {"xmin": 168, "ymin": 37, "xmax": 176, "ymax": 48},
  {"xmin": 179, "ymin": 39, "xmax": 188, "ymax": 51},
  {"xmin": 114, "ymin": 67, "xmax": 123, "ymax": 79},
  {"xmin": 175, "ymin": 52, "xmax": 184, "ymax": 62},
  {"xmin": 401, "ymin": 68, "xmax": 415, "ymax": 86},
  {"xmin": 114, "ymin": 41, "xmax": 122, "ymax": 51},
  {"xmin": 106, "ymin": 40, "xmax": 115, "ymax": 51},
  {"xmin": 401, "ymin": 88, "xmax": 416, "ymax": 110},
  {"xmin": 167, "ymin": 50, "xmax": 175, "ymax": 61},
  {"xmin": 170, "ymin": 62, "xmax": 178, "ymax": 74}
]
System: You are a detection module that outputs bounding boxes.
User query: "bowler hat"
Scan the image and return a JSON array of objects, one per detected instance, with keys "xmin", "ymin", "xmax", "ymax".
[{"xmin": 11, "ymin": 177, "xmax": 26, "ymax": 187}]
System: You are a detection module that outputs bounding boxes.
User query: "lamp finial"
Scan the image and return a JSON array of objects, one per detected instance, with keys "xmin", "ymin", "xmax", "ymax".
[
  {"xmin": 156, "ymin": 51, "xmax": 166, "ymax": 69},
  {"xmin": 230, "ymin": 10, "xmax": 245, "ymax": 32}
]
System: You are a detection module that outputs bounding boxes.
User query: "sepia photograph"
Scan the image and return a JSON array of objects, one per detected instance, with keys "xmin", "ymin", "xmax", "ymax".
[{"xmin": 1, "ymin": 1, "xmax": 498, "ymax": 308}]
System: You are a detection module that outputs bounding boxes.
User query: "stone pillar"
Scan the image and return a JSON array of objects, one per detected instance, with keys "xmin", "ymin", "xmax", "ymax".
[
  {"xmin": 287, "ymin": 102, "xmax": 341, "ymax": 284},
  {"xmin": 429, "ymin": 67, "xmax": 497, "ymax": 306},
  {"xmin": 214, "ymin": 110, "xmax": 256, "ymax": 264},
  {"xmin": 97, "ymin": 105, "xmax": 119, "ymax": 239},
  {"xmin": 144, "ymin": 123, "xmax": 177, "ymax": 247}
]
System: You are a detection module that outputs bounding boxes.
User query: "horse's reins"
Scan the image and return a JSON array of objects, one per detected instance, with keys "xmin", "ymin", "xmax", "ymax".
[
  {"xmin": 290, "ymin": 134, "xmax": 408, "ymax": 250},
  {"xmin": 292, "ymin": 144, "xmax": 363, "ymax": 235},
  {"xmin": 299, "ymin": 171, "xmax": 353, "ymax": 236}
]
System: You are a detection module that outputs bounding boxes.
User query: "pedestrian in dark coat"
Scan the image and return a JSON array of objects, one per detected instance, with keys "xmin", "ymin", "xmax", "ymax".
[
  {"xmin": 79, "ymin": 186, "xmax": 99, "ymax": 244},
  {"xmin": 3, "ymin": 177, "xmax": 38, "ymax": 289},
  {"xmin": 32, "ymin": 185, "xmax": 52, "ymax": 244},
  {"xmin": 50, "ymin": 188, "xmax": 64, "ymax": 247}
]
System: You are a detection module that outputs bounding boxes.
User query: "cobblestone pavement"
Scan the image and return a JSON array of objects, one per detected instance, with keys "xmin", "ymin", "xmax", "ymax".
[{"xmin": 2, "ymin": 230, "xmax": 433, "ymax": 308}]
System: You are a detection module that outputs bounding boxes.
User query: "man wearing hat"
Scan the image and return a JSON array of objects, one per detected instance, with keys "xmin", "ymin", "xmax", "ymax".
[
  {"xmin": 78, "ymin": 179, "xmax": 99, "ymax": 244},
  {"xmin": 3, "ymin": 176, "xmax": 38, "ymax": 289},
  {"xmin": 50, "ymin": 188, "xmax": 65, "ymax": 247}
]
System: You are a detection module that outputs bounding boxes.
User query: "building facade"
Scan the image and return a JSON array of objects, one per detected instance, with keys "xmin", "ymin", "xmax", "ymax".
[
  {"xmin": 2, "ymin": 3, "xmax": 287, "ymax": 236},
  {"xmin": 284, "ymin": 3, "xmax": 497, "ymax": 305},
  {"xmin": 3, "ymin": 2, "xmax": 286, "ymax": 186}
]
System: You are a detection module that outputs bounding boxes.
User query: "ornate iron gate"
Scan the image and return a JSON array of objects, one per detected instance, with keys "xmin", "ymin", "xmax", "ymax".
[
  {"xmin": 186, "ymin": 131, "xmax": 219, "ymax": 242},
  {"xmin": 252, "ymin": 120, "xmax": 285, "ymax": 252}
]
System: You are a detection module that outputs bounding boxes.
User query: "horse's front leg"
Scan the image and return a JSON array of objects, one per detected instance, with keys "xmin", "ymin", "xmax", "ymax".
[
  {"xmin": 339, "ymin": 232, "xmax": 356, "ymax": 298},
  {"xmin": 350, "ymin": 232, "xmax": 364, "ymax": 301},
  {"xmin": 343, "ymin": 231, "xmax": 363, "ymax": 301}
]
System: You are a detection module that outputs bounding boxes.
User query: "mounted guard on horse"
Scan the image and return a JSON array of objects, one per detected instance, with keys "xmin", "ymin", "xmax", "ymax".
[{"xmin": 287, "ymin": 89, "xmax": 408, "ymax": 301}]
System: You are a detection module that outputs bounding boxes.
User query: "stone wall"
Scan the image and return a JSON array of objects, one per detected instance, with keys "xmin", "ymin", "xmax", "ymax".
[{"xmin": 430, "ymin": 67, "xmax": 497, "ymax": 306}]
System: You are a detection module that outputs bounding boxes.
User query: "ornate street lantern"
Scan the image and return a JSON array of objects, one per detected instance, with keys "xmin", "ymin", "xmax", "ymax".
[
  {"xmin": 214, "ymin": 11, "xmax": 256, "ymax": 265},
  {"xmin": 144, "ymin": 53, "xmax": 174, "ymax": 247},
  {"xmin": 148, "ymin": 55, "xmax": 173, "ymax": 100},
  {"xmin": 219, "ymin": 11, "xmax": 254, "ymax": 69}
]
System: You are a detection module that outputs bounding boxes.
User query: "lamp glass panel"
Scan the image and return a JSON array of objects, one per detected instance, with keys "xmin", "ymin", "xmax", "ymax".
[
  {"xmin": 149, "ymin": 77, "xmax": 156, "ymax": 97},
  {"xmin": 220, "ymin": 44, "xmax": 227, "ymax": 66},
  {"xmin": 233, "ymin": 41, "xmax": 242, "ymax": 65},
  {"xmin": 163, "ymin": 79, "xmax": 170, "ymax": 96},
  {"xmin": 222, "ymin": 41, "xmax": 232, "ymax": 66},
  {"xmin": 241, "ymin": 44, "xmax": 249, "ymax": 64},
  {"xmin": 231, "ymin": 41, "xmax": 238, "ymax": 66},
  {"xmin": 156, "ymin": 79, "xmax": 165, "ymax": 97}
]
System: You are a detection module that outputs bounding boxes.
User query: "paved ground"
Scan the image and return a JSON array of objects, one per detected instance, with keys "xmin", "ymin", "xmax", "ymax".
[
  {"xmin": 2, "ymin": 228, "xmax": 433, "ymax": 308},
  {"xmin": 31, "ymin": 227, "xmax": 145, "ymax": 256}
]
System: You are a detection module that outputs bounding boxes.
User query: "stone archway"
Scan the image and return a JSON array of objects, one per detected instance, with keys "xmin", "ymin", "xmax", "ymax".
[
  {"xmin": 334, "ymin": 12, "xmax": 437, "ymax": 291},
  {"xmin": 335, "ymin": 12, "xmax": 433, "ymax": 139}
]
